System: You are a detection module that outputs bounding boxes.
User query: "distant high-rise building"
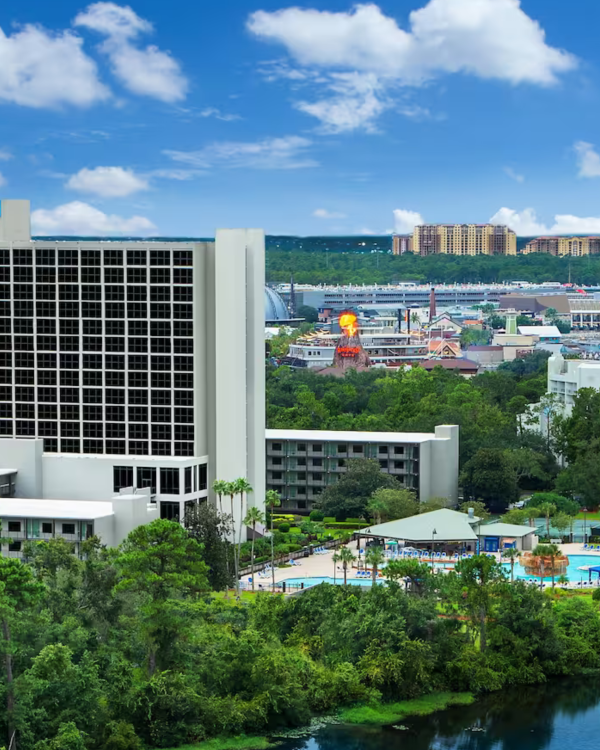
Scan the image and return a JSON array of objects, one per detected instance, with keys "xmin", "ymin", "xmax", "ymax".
[
  {"xmin": 392, "ymin": 235, "xmax": 412, "ymax": 255},
  {"xmin": 523, "ymin": 237, "xmax": 600, "ymax": 256},
  {"xmin": 410, "ymin": 225, "xmax": 517, "ymax": 256}
]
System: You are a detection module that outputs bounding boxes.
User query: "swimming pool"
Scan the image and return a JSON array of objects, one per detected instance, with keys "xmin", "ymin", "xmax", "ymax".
[{"xmin": 503, "ymin": 554, "xmax": 600, "ymax": 583}]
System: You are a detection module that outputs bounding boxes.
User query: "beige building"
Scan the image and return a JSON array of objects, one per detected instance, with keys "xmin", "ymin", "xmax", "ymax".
[
  {"xmin": 392, "ymin": 235, "xmax": 412, "ymax": 255},
  {"xmin": 523, "ymin": 236, "xmax": 600, "ymax": 256},
  {"xmin": 411, "ymin": 224, "xmax": 516, "ymax": 256}
]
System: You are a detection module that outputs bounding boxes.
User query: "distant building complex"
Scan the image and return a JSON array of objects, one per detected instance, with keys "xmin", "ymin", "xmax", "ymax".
[
  {"xmin": 523, "ymin": 237, "xmax": 600, "ymax": 256},
  {"xmin": 410, "ymin": 225, "xmax": 517, "ymax": 256},
  {"xmin": 266, "ymin": 426, "xmax": 459, "ymax": 514}
]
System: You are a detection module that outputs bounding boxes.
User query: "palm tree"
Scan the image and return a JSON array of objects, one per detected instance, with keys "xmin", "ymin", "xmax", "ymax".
[
  {"xmin": 525, "ymin": 506, "xmax": 540, "ymax": 529},
  {"xmin": 538, "ymin": 503, "xmax": 556, "ymax": 539},
  {"xmin": 337, "ymin": 547, "xmax": 356, "ymax": 586},
  {"xmin": 365, "ymin": 546, "xmax": 385, "ymax": 585},
  {"xmin": 233, "ymin": 478, "xmax": 253, "ymax": 597},
  {"xmin": 266, "ymin": 490, "xmax": 281, "ymax": 592},
  {"xmin": 332, "ymin": 551, "xmax": 340, "ymax": 584},
  {"xmin": 244, "ymin": 506, "xmax": 265, "ymax": 592},
  {"xmin": 411, "ymin": 312, "xmax": 420, "ymax": 326},
  {"xmin": 212, "ymin": 479, "xmax": 228, "ymax": 516},
  {"xmin": 502, "ymin": 548, "xmax": 522, "ymax": 583},
  {"xmin": 533, "ymin": 543, "xmax": 561, "ymax": 590}
]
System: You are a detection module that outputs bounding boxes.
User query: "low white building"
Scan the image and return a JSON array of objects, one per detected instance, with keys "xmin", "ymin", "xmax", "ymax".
[
  {"xmin": 266, "ymin": 425, "xmax": 459, "ymax": 513},
  {"xmin": 0, "ymin": 490, "xmax": 158, "ymax": 557}
]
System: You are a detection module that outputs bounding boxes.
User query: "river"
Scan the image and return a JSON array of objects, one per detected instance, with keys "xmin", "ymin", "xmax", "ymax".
[{"xmin": 278, "ymin": 681, "xmax": 600, "ymax": 750}]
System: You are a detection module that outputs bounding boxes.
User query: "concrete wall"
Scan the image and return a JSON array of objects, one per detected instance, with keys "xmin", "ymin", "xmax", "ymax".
[
  {"xmin": 0, "ymin": 200, "xmax": 31, "ymax": 242},
  {"xmin": 0, "ymin": 438, "xmax": 43, "ymax": 497},
  {"xmin": 431, "ymin": 425, "xmax": 459, "ymax": 504}
]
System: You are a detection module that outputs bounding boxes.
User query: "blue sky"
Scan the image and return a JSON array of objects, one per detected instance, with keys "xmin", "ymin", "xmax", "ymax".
[{"xmin": 1, "ymin": 0, "xmax": 600, "ymax": 236}]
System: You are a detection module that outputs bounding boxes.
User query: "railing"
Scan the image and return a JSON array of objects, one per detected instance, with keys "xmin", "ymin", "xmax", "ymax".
[{"xmin": 239, "ymin": 536, "xmax": 350, "ymax": 577}]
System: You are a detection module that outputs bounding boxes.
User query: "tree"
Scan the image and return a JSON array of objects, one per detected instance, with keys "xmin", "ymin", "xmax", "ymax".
[
  {"xmin": 455, "ymin": 555, "xmax": 506, "ymax": 652},
  {"xmin": 460, "ymin": 449, "xmax": 519, "ymax": 512},
  {"xmin": 418, "ymin": 497, "xmax": 452, "ymax": 513},
  {"xmin": 502, "ymin": 548, "xmax": 521, "ymax": 583},
  {"xmin": 212, "ymin": 479, "xmax": 228, "ymax": 516},
  {"xmin": 244, "ymin": 506, "xmax": 266, "ymax": 592},
  {"xmin": 367, "ymin": 488, "xmax": 418, "ymax": 524},
  {"xmin": 337, "ymin": 547, "xmax": 356, "ymax": 585},
  {"xmin": 458, "ymin": 501, "xmax": 490, "ymax": 521},
  {"xmin": 0, "ymin": 558, "xmax": 44, "ymax": 748},
  {"xmin": 524, "ymin": 505, "xmax": 540, "ymax": 528},
  {"xmin": 384, "ymin": 559, "xmax": 432, "ymax": 595},
  {"xmin": 532, "ymin": 543, "xmax": 561, "ymax": 590},
  {"xmin": 365, "ymin": 547, "xmax": 385, "ymax": 585},
  {"xmin": 298, "ymin": 304, "xmax": 319, "ymax": 323},
  {"xmin": 507, "ymin": 395, "xmax": 530, "ymax": 436},
  {"xmin": 115, "ymin": 519, "xmax": 208, "ymax": 675},
  {"xmin": 184, "ymin": 502, "xmax": 234, "ymax": 591},
  {"xmin": 501, "ymin": 509, "xmax": 527, "ymax": 525},
  {"xmin": 552, "ymin": 512, "xmax": 571, "ymax": 542},
  {"xmin": 233, "ymin": 478, "xmax": 253, "ymax": 597},
  {"xmin": 316, "ymin": 459, "xmax": 403, "ymax": 520},
  {"xmin": 332, "ymin": 551, "xmax": 340, "ymax": 584},
  {"xmin": 537, "ymin": 502, "xmax": 556, "ymax": 539},
  {"xmin": 266, "ymin": 490, "xmax": 281, "ymax": 592}
]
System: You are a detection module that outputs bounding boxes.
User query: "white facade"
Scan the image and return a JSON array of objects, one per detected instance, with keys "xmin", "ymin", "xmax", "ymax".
[
  {"xmin": 0, "ymin": 490, "xmax": 158, "ymax": 557},
  {"xmin": 547, "ymin": 352, "xmax": 600, "ymax": 414},
  {"xmin": 0, "ymin": 200, "xmax": 265, "ymax": 538},
  {"xmin": 266, "ymin": 425, "xmax": 459, "ymax": 512}
]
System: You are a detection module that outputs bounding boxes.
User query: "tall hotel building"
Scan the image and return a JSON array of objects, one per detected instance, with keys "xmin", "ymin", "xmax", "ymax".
[
  {"xmin": 0, "ymin": 200, "xmax": 265, "ymax": 529},
  {"xmin": 411, "ymin": 224, "xmax": 517, "ymax": 256}
]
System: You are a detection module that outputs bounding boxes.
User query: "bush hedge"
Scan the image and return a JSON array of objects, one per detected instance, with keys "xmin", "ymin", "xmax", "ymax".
[
  {"xmin": 309, "ymin": 510, "xmax": 325, "ymax": 522},
  {"xmin": 278, "ymin": 522, "xmax": 290, "ymax": 533}
]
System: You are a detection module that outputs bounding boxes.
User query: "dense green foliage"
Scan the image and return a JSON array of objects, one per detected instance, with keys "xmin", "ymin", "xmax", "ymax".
[
  {"xmin": 267, "ymin": 354, "xmax": 557, "ymax": 511},
  {"xmin": 266, "ymin": 249, "xmax": 600, "ymax": 285},
  {"xmin": 5, "ymin": 520, "xmax": 600, "ymax": 750}
]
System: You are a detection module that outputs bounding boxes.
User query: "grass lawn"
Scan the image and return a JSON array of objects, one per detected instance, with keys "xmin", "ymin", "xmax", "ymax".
[
  {"xmin": 210, "ymin": 591, "xmax": 267, "ymax": 602},
  {"xmin": 339, "ymin": 692, "xmax": 474, "ymax": 725},
  {"xmin": 163, "ymin": 736, "xmax": 273, "ymax": 750},
  {"xmin": 576, "ymin": 511, "xmax": 600, "ymax": 520}
]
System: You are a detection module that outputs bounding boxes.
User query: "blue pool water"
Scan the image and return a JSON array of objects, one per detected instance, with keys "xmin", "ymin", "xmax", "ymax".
[
  {"xmin": 503, "ymin": 553, "xmax": 600, "ymax": 583},
  {"xmin": 283, "ymin": 555, "xmax": 600, "ymax": 589}
]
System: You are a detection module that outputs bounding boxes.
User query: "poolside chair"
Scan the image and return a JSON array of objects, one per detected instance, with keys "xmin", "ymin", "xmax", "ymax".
[
  {"xmin": 435, "ymin": 552, "xmax": 442, "ymax": 559},
  {"xmin": 583, "ymin": 544, "xmax": 590, "ymax": 551}
]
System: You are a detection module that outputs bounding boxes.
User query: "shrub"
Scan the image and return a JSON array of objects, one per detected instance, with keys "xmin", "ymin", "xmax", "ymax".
[
  {"xmin": 593, "ymin": 588, "xmax": 600, "ymax": 602},
  {"xmin": 310, "ymin": 510, "xmax": 325, "ymax": 522},
  {"xmin": 274, "ymin": 543, "xmax": 302, "ymax": 555},
  {"xmin": 278, "ymin": 522, "xmax": 290, "ymax": 533}
]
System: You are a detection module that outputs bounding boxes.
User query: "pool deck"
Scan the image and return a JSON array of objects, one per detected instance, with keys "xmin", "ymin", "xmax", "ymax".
[{"xmin": 246, "ymin": 542, "xmax": 600, "ymax": 591}]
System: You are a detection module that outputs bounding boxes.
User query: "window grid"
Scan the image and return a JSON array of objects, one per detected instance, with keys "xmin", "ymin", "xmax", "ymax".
[{"xmin": 0, "ymin": 244, "xmax": 195, "ymax": 456}]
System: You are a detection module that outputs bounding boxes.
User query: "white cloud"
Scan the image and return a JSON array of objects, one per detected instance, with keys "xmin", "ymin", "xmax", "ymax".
[
  {"xmin": 164, "ymin": 135, "xmax": 318, "ymax": 170},
  {"xmin": 248, "ymin": 1, "xmax": 576, "ymax": 131},
  {"xmin": 32, "ymin": 201, "xmax": 156, "ymax": 235},
  {"xmin": 504, "ymin": 166, "xmax": 524, "ymax": 183},
  {"xmin": 314, "ymin": 208, "xmax": 347, "ymax": 219},
  {"xmin": 75, "ymin": 2, "xmax": 188, "ymax": 102},
  {"xmin": 0, "ymin": 172, "xmax": 6, "ymax": 187},
  {"xmin": 199, "ymin": 107, "xmax": 241, "ymax": 122},
  {"xmin": 490, "ymin": 206, "xmax": 600, "ymax": 235},
  {"xmin": 151, "ymin": 168, "xmax": 206, "ymax": 180},
  {"xmin": 66, "ymin": 166, "xmax": 149, "ymax": 197},
  {"xmin": 0, "ymin": 23, "xmax": 109, "ymax": 108},
  {"xmin": 393, "ymin": 208, "xmax": 424, "ymax": 233},
  {"xmin": 574, "ymin": 141, "xmax": 600, "ymax": 178},
  {"xmin": 0, "ymin": 148, "xmax": 12, "ymax": 161}
]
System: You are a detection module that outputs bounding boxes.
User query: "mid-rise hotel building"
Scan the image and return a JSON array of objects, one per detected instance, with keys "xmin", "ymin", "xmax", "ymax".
[
  {"xmin": 523, "ymin": 236, "xmax": 600, "ymax": 256},
  {"xmin": 0, "ymin": 199, "xmax": 265, "ymax": 533},
  {"xmin": 411, "ymin": 225, "xmax": 516, "ymax": 256}
]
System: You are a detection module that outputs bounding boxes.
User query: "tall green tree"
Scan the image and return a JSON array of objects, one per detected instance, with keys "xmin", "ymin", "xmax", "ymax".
[
  {"xmin": 184, "ymin": 502, "xmax": 234, "ymax": 591},
  {"xmin": 266, "ymin": 489, "xmax": 281, "ymax": 592},
  {"xmin": 460, "ymin": 449, "xmax": 519, "ymax": 511},
  {"xmin": 0, "ymin": 558, "xmax": 44, "ymax": 748},
  {"xmin": 502, "ymin": 548, "xmax": 522, "ymax": 584},
  {"xmin": 455, "ymin": 555, "xmax": 506, "ymax": 652},
  {"xmin": 233, "ymin": 478, "xmax": 253, "ymax": 597},
  {"xmin": 365, "ymin": 547, "xmax": 385, "ymax": 585},
  {"xmin": 115, "ymin": 519, "xmax": 208, "ymax": 675},
  {"xmin": 337, "ymin": 547, "xmax": 356, "ymax": 586},
  {"xmin": 244, "ymin": 506, "xmax": 265, "ymax": 592},
  {"xmin": 367, "ymin": 488, "xmax": 418, "ymax": 524}
]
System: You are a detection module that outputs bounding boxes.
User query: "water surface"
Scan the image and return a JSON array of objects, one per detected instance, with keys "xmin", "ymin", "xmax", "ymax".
[{"xmin": 278, "ymin": 681, "xmax": 600, "ymax": 750}]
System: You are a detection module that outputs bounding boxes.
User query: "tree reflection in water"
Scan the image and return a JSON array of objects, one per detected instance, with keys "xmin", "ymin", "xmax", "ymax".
[{"xmin": 278, "ymin": 681, "xmax": 600, "ymax": 750}]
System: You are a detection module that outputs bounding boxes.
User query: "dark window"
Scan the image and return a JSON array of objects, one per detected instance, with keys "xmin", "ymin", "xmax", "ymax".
[
  {"xmin": 174, "ymin": 305, "xmax": 193, "ymax": 320},
  {"xmin": 150, "ymin": 268, "xmax": 170, "ymax": 284},
  {"xmin": 127, "ymin": 250, "xmax": 147, "ymax": 266},
  {"xmin": 106, "ymin": 371, "xmax": 125, "ymax": 387},
  {"xmin": 38, "ymin": 404, "xmax": 58, "ymax": 420},
  {"xmin": 174, "ymin": 408, "xmax": 193, "ymax": 423},
  {"xmin": 150, "ymin": 286, "xmax": 170, "ymax": 301},
  {"xmin": 199, "ymin": 464, "xmax": 207, "ymax": 490},
  {"xmin": 59, "ymin": 267, "xmax": 78, "ymax": 283},
  {"xmin": 174, "ymin": 286, "xmax": 193, "ymax": 302},
  {"xmin": 272, "ymin": 443, "xmax": 282, "ymax": 452},
  {"xmin": 129, "ymin": 371, "xmax": 148, "ymax": 387},
  {"xmin": 36, "ymin": 267, "xmax": 56, "ymax": 283},
  {"xmin": 106, "ymin": 440, "xmax": 126, "ymax": 455},
  {"xmin": 151, "ymin": 390, "xmax": 171, "ymax": 405},
  {"xmin": 394, "ymin": 461, "xmax": 405, "ymax": 470},
  {"xmin": 160, "ymin": 468, "xmax": 180, "ymax": 494},
  {"xmin": 105, "ymin": 302, "xmax": 125, "ymax": 318},
  {"xmin": 151, "ymin": 407, "xmax": 171, "ymax": 423},
  {"xmin": 83, "ymin": 354, "xmax": 102, "ymax": 369},
  {"xmin": 174, "ymin": 390, "xmax": 193, "ymax": 406},
  {"xmin": 58, "ymin": 249, "xmax": 78, "ymax": 266},
  {"xmin": 137, "ymin": 467, "xmax": 157, "ymax": 493},
  {"xmin": 152, "ymin": 372, "xmax": 171, "ymax": 388},
  {"xmin": 82, "ymin": 302, "xmax": 101, "ymax": 318},
  {"xmin": 173, "ymin": 268, "xmax": 193, "ymax": 284},
  {"xmin": 174, "ymin": 356, "xmax": 192, "ymax": 371},
  {"xmin": 81, "ymin": 268, "xmax": 101, "ymax": 284},
  {"xmin": 312, "ymin": 444, "xmax": 323, "ymax": 452},
  {"xmin": 394, "ymin": 446, "xmax": 405, "ymax": 455},
  {"xmin": 15, "ymin": 338, "xmax": 34, "ymax": 353},
  {"xmin": 84, "ymin": 440, "xmax": 103, "ymax": 454},
  {"xmin": 150, "ymin": 304, "xmax": 170, "ymax": 319},
  {"xmin": 129, "ymin": 338, "xmax": 148, "ymax": 353},
  {"xmin": 151, "ymin": 356, "xmax": 171, "ymax": 371},
  {"xmin": 152, "ymin": 441, "xmax": 171, "ymax": 456},
  {"xmin": 312, "ymin": 458, "xmax": 322, "ymax": 467},
  {"xmin": 129, "ymin": 355, "xmax": 148, "ymax": 370},
  {"xmin": 379, "ymin": 446, "xmax": 388, "ymax": 454},
  {"xmin": 83, "ymin": 405, "xmax": 103, "ymax": 421},
  {"xmin": 160, "ymin": 501, "xmax": 180, "ymax": 521},
  {"xmin": 15, "ymin": 403, "xmax": 34, "ymax": 419},
  {"xmin": 106, "ymin": 355, "xmax": 125, "ymax": 370},
  {"xmin": 113, "ymin": 466, "xmax": 134, "ymax": 492},
  {"xmin": 36, "ymin": 284, "xmax": 55, "ymax": 300},
  {"xmin": 13, "ymin": 249, "xmax": 33, "ymax": 265},
  {"xmin": 106, "ymin": 423, "xmax": 125, "ymax": 439},
  {"xmin": 173, "ymin": 250, "xmax": 193, "ymax": 266},
  {"xmin": 129, "ymin": 320, "xmax": 148, "ymax": 336},
  {"xmin": 60, "ymin": 422, "xmax": 80, "ymax": 437},
  {"xmin": 8, "ymin": 541, "xmax": 21, "ymax": 552},
  {"xmin": 42, "ymin": 522, "xmax": 53, "ymax": 534},
  {"xmin": 15, "ymin": 387, "xmax": 34, "ymax": 402},
  {"xmin": 84, "ymin": 319, "xmax": 102, "ymax": 336},
  {"xmin": 128, "ymin": 390, "xmax": 148, "ymax": 405},
  {"xmin": 352, "ymin": 445, "xmax": 363, "ymax": 454},
  {"xmin": 43, "ymin": 439, "xmax": 58, "ymax": 452},
  {"xmin": 127, "ymin": 303, "xmax": 147, "ymax": 319},
  {"xmin": 106, "ymin": 405, "xmax": 125, "ymax": 421},
  {"xmin": 129, "ymin": 406, "xmax": 148, "ymax": 421},
  {"xmin": 150, "ymin": 250, "xmax": 170, "ymax": 265},
  {"xmin": 338, "ymin": 444, "xmax": 347, "ymax": 453},
  {"xmin": 151, "ymin": 338, "xmax": 171, "ymax": 353},
  {"xmin": 174, "ymin": 425, "xmax": 194, "ymax": 441},
  {"xmin": 38, "ymin": 388, "xmax": 57, "ymax": 403},
  {"xmin": 60, "ymin": 354, "xmax": 79, "ymax": 369},
  {"xmin": 174, "ymin": 321, "xmax": 193, "ymax": 337},
  {"xmin": 37, "ymin": 319, "xmax": 55, "ymax": 334},
  {"xmin": 129, "ymin": 442, "xmax": 149, "ymax": 455},
  {"xmin": 105, "ymin": 285, "xmax": 124, "ymax": 301},
  {"xmin": 106, "ymin": 389, "xmax": 125, "ymax": 404},
  {"xmin": 62, "ymin": 523, "xmax": 76, "ymax": 535},
  {"xmin": 379, "ymin": 460, "xmax": 388, "ymax": 469},
  {"xmin": 104, "ymin": 250, "xmax": 123, "ymax": 265},
  {"xmin": 127, "ymin": 268, "xmax": 147, "ymax": 284},
  {"xmin": 0, "ymin": 420, "xmax": 13, "ymax": 435},
  {"xmin": 60, "ymin": 371, "xmax": 79, "ymax": 387},
  {"xmin": 83, "ymin": 423, "xmax": 103, "ymax": 438},
  {"xmin": 104, "ymin": 267, "xmax": 124, "ymax": 283},
  {"xmin": 129, "ymin": 423, "xmax": 149, "ymax": 440},
  {"xmin": 83, "ymin": 337, "xmax": 103, "ymax": 352},
  {"xmin": 8, "ymin": 521, "xmax": 21, "ymax": 533},
  {"xmin": 83, "ymin": 389, "xmax": 103, "ymax": 404},
  {"xmin": 15, "ymin": 370, "xmax": 34, "ymax": 385},
  {"xmin": 59, "ymin": 284, "xmax": 79, "ymax": 301},
  {"xmin": 59, "ymin": 389, "xmax": 79, "ymax": 406},
  {"xmin": 81, "ymin": 251, "xmax": 100, "ymax": 266},
  {"xmin": 106, "ymin": 320, "xmax": 125, "ymax": 336},
  {"xmin": 174, "ymin": 442, "xmax": 194, "ymax": 457},
  {"xmin": 175, "ymin": 373, "xmax": 193, "ymax": 389},
  {"xmin": 14, "ymin": 318, "xmax": 33, "ymax": 333},
  {"xmin": 60, "ymin": 439, "xmax": 80, "ymax": 453},
  {"xmin": 152, "ymin": 424, "xmax": 171, "ymax": 441},
  {"xmin": 185, "ymin": 467, "xmax": 192, "ymax": 494},
  {"xmin": 59, "ymin": 336, "xmax": 79, "ymax": 351}
]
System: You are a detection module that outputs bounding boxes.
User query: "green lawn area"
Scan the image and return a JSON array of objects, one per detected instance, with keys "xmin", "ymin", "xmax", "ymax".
[
  {"xmin": 576, "ymin": 511, "xmax": 600, "ymax": 520},
  {"xmin": 163, "ymin": 736, "xmax": 273, "ymax": 750},
  {"xmin": 210, "ymin": 591, "xmax": 264, "ymax": 602},
  {"xmin": 338, "ymin": 692, "xmax": 474, "ymax": 725}
]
